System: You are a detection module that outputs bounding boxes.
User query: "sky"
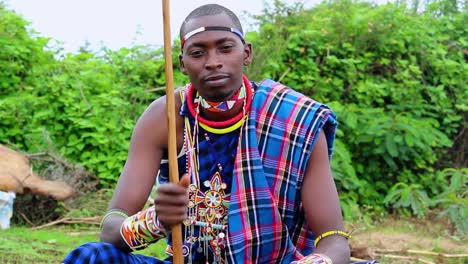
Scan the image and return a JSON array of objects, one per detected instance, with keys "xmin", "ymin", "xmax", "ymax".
[{"xmin": 3, "ymin": 0, "xmax": 319, "ymax": 53}]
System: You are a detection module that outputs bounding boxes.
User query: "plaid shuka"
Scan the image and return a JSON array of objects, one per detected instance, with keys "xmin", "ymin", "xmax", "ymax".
[
  {"xmin": 61, "ymin": 80, "xmax": 384, "ymax": 264},
  {"xmin": 225, "ymin": 79, "xmax": 337, "ymax": 263}
]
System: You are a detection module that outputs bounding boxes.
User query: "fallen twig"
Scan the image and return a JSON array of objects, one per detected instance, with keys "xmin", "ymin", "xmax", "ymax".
[
  {"xmin": 20, "ymin": 212, "xmax": 35, "ymax": 226},
  {"xmin": 375, "ymin": 254, "xmax": 435, "ymax": 264},
  {"xmin": 350, "ymin": 257, "xmax": 370, "ymax": 262},
  {"xmin": 26, "ymin": 150, "xmax": 99, "ymax": 193},
  {"xmin": 375, "ymin": 249, "xmax": 468, "ymax": 258},
  {"xmin": 26, "ymin": 152, "xmax": 47, "ymax": 158},
  {"xmin": 30, "ymin": 216, "xmax": 101, "ymax": 230},
  {"xmin": 68, "ymin": 231, "xmax": 100, "ymax": 236}
]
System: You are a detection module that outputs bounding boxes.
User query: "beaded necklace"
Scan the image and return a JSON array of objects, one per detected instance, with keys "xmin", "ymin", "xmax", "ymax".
[
  {"xmin": 182, "ymin": 76, "xmax": 253, "ymax": 263},
  {"xmin": 197, "ymin": 83, "xmax": 246, "ymax": 113},
  {"xmin": 184, "ymin": 117, "xmax": 233, "ymax": 263},
  {"xmin": 186, "ymin": 75, "xmax": 253, "ymax": 128}
]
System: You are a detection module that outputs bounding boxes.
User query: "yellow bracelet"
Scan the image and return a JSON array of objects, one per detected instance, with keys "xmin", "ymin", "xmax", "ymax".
[
  {"xmin": 100, "ymin": 209, "xmax": 129, "ymax": 229},
  {"xmin": 314, "ymin": 230, "xmax": 351, "ymax": 247}
]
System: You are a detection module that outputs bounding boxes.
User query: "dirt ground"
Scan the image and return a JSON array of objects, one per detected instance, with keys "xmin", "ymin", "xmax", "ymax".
[
  {"xmin": 7, "ymin": 192, "xmax": 467, "ymax": 263},
  {"xmin": 348, "ymin": 217, "xmax": 467, "ymax": 263}
]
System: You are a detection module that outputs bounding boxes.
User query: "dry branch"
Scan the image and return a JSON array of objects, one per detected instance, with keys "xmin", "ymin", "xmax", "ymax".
[
  {"xmin": 68, "ymin": 231, "xmax": 100, "ymax": 236},
  {"xmin": 30, "ymin": 216, "xmax": 101, "ymax": 230},
  {"xmin": 144, "ymin": 86, "xmax": 166, "ymax": 93},
  {"xmin": 375, "ymin": 249, "xmax": 468, "ymax": 258},
  {"xmin": 375, "ymin": 254, "xmax": 435, "ymax": 264},
  {"xmin": 26, "ymin": 150, "xmax": 99, "ymax": 193},
  {"xmin": 350, "ymin": 257, "xmax": 371, "ymax": 262},
  {"xmin": 19, "ymin": 212, "xmax": 35, "ymax": 226}
]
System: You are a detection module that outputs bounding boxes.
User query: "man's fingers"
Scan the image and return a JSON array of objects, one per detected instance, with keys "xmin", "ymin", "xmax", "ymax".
[
  {"xmin": 157, "ymin": 212, "xmax": 187, "ymax": 226},
  {"xmin": 178, "ymin": 173, "xmax": 190, "ymax": 188},
  {"xmin": 154, "ymin": 191, "xmax": 188, "ymax": 206},
  {"xmin": 152, "ymin": 174, "xmax": 190, "ymax": 227},
  {"xmin": 157, "ymin": 183, "xmax": 188, "ymax": 195},
  {"xmin": 158, "ymin": 217, "xmax": 185, "ymax": 226},
  {"xmin": 155, "ymin": 204, "xmax": 187, "ymax": 216}
]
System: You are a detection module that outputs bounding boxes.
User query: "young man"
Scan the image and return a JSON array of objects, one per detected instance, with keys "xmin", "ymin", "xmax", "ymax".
[{"xmin": 63, "ymin": 4, "xmax": 362, "ymax": 264}]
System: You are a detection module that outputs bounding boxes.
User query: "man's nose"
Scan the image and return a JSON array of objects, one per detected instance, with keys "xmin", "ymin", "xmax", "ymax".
[{"xmin": 204, "ymin": 51, "xmax": 222, "ymax": 70}]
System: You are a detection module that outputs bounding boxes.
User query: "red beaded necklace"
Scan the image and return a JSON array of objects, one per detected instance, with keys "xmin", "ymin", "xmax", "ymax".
[{"xmin": 186, "ymin": 75, "xmax": 253, "ymax": 128}]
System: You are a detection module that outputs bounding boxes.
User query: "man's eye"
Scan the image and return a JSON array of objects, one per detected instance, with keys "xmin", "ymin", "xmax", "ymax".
[
  {"xmin": 189, "ymin": 50, "xmax": 204, "ymax": 57},
  {"xmin": 220, "ymin": 45, "xmax": 234, "ymax": 51}
]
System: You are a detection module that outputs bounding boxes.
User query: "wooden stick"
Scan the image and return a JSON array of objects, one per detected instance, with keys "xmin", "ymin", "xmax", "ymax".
[
  {"xmin": 20, "ymin": 212, "xmax": 35, "ymax": 226},
  {"xmin": 161, "ymin": 0, "xmax": 183, "ymax": 263}
]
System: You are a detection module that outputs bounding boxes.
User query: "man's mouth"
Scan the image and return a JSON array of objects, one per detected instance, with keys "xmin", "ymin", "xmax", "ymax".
[
  {"xmin": 204, "ymin": 74, "xmax": 229, "ymax": 82},
  {"xmin": 204, "ymin": 74, "xmax": 230, "ymax": 86}
]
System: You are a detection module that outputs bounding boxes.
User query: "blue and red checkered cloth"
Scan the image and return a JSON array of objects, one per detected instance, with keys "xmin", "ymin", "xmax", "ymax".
[
  {"xmin": 63, "ymin": 79, "xmax": 379, "ymax": 264},
  {"xmin": 225, "ymin": 79, "xmax": 338, "ymax": 263}
]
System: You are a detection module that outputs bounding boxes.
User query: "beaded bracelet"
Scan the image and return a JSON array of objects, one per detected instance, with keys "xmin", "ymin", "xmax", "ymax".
[
  {"xmin": 314, "ymin": 230, "xmax": 351, "ymax": 247},
  {"xmin": 100, "ymin": 208, "xmax": 129, "ymax": 229},
  {"xmin": 297, "ymin": 253, "xmax": 333, "ymax": 264},
  {"xmin": 120, "ymin": 206, "xmax": 167, "ymax": 251}
]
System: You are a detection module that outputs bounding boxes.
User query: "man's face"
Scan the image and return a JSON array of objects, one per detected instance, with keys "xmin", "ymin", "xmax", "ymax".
[{"xmin": 179, "ymin": 13, "xmax": 252, "ymax": 102}]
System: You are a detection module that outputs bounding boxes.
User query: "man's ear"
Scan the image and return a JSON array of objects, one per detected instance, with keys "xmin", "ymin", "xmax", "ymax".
[
  {"xmin": 179, "ymin": 54, "xmax": 188, "ymax": 75},
  {"xmin": 243, "ymin": 42, "xmax": 253, "ymax": 66}
]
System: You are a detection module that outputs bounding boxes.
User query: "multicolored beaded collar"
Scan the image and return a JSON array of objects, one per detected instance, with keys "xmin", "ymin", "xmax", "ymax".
[
  {"xmin": 181, "ymin": 26, "xmax": 245, "ymax": 49},
  {"xmin": 196, "ymin": 83, "xmax": 246, "ymax": 113},
  {"xmin": 186, "ymin": 75, "xmax": 253, "ymax": 128}
]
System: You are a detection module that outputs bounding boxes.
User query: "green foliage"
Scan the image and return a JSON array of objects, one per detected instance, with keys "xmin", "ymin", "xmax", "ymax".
[
  {"xmin": 384, "ymin": 182, "xmax": 431, "ymax": 218},
  {"xmin": 432, "ymin": 168, "xmax": 468, "ymax": 236},
  {"xmin": 0, "ymin": 226, "xmax": 167, "ymax": 263},
  {"xmin": 0, "ymin": 4, "xmax": 187, "ymax": 186},
  {"xmin": 0, "ymin": 226, "xmax": 98, "ymax": 263},
  {"xmin": 0, "ymin": 4, "xmax": 52, "ymax": 92},
  {"xmin": 0, "ymin": 0, "xmax": 466, "ymax": 225},
  {"xmin": 246, "ymin": 0, "xmax": 466, "ymax": 222}
]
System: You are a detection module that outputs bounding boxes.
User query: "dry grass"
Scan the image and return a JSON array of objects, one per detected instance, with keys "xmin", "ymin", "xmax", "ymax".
[{"xmin": 349, "ymin": 217, "xmax": 468, "ymax": 263}]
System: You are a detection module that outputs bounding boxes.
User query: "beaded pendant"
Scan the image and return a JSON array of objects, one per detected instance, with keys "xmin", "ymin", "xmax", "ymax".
[
  {"xmin": 181, "ymin": 77, "xmax": 252, "ymax": 263},
  {"xmin": 185, "ymin": 172, "xmax": 230, "ymax": 263},
  {"xmin": 183, "ymin": 118, "xmax": 231, "ymax": 264}
]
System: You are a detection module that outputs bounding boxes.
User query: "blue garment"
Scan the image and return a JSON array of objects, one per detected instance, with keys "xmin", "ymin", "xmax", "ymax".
[
  {"xmin": 62, "ymin": 242, "xmax": 169, "ymax": 264},
  {"xmin": 158, "ymin": 87, "xmax": 241, "ymax": 262},
  {"xmin": 63, "ymin": 80, "xmax": 379, "ymax": 264},
  {"xmin": 63, "ymin": 242, "xmax": 379, "ymax": 264},
  {"xmin": 225, "ymin": 79, "xmax": 338, "ymax": 263}
]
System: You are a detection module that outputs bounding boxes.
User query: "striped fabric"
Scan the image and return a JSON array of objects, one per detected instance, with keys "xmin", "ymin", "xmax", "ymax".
[
  {"xmin": 62, "ymin": 242, "xmax": 170, "ymax": 264},
  {"xmin": 61, "ymin": 79, "xmax": 385, "ymax": 263},
  {"xmin": 225, "ymin": 79, "xmax": 338, "ymax": 263},
  {"xmin": 62, "ymin": 242, "xmax": 379, "ymax": 263},
  {"xmin": 158, "ymin": 90, "xmax": 241, "ymax": 262}
]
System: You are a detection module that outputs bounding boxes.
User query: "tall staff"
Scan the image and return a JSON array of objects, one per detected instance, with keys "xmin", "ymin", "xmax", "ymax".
[{"xmin": 162, "ymin": 0, "xmax": 183, "ymax": 263}]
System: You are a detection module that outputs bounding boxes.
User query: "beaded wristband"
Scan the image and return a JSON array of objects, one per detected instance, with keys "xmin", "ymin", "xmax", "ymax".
[
  {"xmin": 314, "ymin": 230, "xmax": 351, "ymax": 247},
  {"xmin": 100, "ymin": 208, "xmax": 129, "ymax": 229},
  {"xmin": 297, "ymin": 253, "xmax": 333, "ymax": 264},
  {"xmin": 120, "ymin": 206, "xmax": 167, "ymax": 250}
]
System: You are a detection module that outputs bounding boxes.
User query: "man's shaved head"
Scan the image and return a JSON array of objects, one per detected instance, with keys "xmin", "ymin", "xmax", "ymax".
[{"xmin": 179, "ymin": 4, "xmax": 243, "ymax": 37}]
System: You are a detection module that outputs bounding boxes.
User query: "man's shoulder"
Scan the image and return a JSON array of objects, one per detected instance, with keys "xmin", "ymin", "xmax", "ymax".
[
  {"xmin": 144, "ymin": 86, "xmax": 186, "ymax": 112},
  {"xmin": 254, "ymin": 78, "xmax": 317, "ymax": 103},
  {"xmin": 137, "ymin": 86, "xmax": 186, "ymax": 128}
]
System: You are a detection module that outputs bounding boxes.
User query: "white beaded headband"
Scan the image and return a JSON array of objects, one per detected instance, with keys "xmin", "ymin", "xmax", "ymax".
[{"xmin": 181, "ymin": 26, "xmax": 244, "ymax": 49}]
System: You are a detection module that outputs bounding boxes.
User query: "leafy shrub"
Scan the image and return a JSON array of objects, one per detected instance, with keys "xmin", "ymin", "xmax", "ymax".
[
  {"xmin": 0, "ymin": 1, "xmax": 465, "ymax": 220},
  {"xmin": 431, "ymin": 168, "xmax": 468, "ymax": 236}
]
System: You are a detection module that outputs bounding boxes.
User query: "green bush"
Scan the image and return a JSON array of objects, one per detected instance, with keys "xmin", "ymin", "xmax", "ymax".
[
  {"xmin": 0, "ymin": 1, "xmax": 466, "ymax": 227},
  {"xmin": 246, "ymin": 0, "xmax": 466, "ymax": 222}
]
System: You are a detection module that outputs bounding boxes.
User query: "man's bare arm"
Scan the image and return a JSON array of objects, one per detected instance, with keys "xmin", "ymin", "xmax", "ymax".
[{"xmin": 301, "ymin": 130, "xmax": 350, "ymax": 264}]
